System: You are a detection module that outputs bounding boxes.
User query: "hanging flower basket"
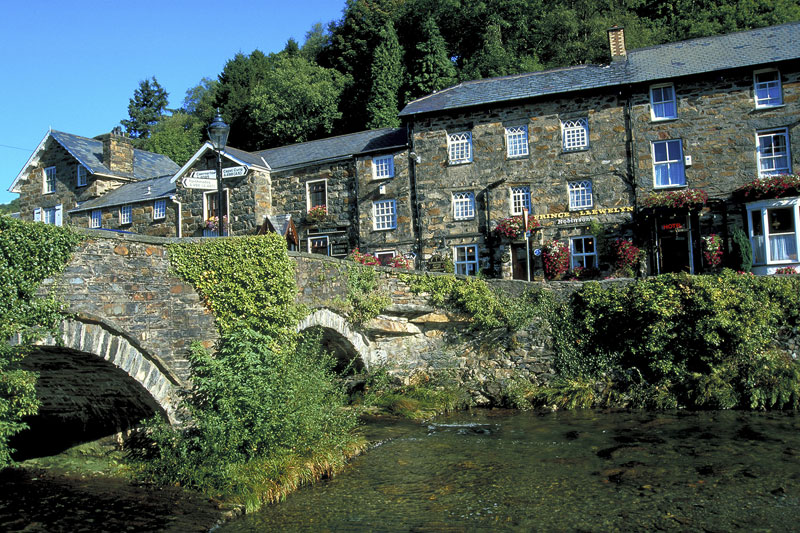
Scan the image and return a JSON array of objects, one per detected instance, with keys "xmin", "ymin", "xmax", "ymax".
[
  {"xmin": 640, "ymin": 189, "xmax": 709, "ymax": 209},
  {"xmin": 734, "ymin": 173, "xmax": 800, "ymax": 201},
  {"xmin": 542, "ymin": 240, "xmax": 570, "ymax": 280},
  {"xmin": 702, "ymin": 234, "xmax": 724, "ymax": 269},
  {"xmin": 493, "ymin": 215, "xmax": 540, "ymax": 239}
]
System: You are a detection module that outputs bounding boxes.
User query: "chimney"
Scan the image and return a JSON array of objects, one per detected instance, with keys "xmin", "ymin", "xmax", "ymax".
[
  {"xmin": 607, "ymin": 26, "xmax": 626, "ymax": 61},
  {"xmin": 98, "ymin": 130, "xmax": 134, "ymax": 175}
]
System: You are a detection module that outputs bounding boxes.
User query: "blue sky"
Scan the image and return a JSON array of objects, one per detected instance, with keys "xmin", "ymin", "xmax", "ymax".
[{"xmin": 0, "ymin": 0, "xmax": 347, "ymax": 204}]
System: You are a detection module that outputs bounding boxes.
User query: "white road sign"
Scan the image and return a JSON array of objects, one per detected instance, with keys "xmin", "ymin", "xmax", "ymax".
[
  {"xmin": 182, "ymin": 177, "xmax": 218, "ymax": 190},
  {"xmin": 190, "ymin": 166, "xmax": 248, "ymax": 180}
]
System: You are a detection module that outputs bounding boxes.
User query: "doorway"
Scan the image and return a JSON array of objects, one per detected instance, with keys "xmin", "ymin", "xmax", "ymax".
[{"xmin": 511, "ymin": 243, "xmax": 529, "ymax": 280}]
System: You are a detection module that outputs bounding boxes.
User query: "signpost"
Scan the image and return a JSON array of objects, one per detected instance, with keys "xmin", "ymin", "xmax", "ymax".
[
  {"xmin": 190, "ymin": 166, "xmax": 248, "ymax": 180},
  {"xmin": 523, "ymin": 208, "xmax": 531, "ymax": 282}
]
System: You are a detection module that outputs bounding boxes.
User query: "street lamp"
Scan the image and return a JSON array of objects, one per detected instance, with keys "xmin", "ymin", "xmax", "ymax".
[{"xmin": 208, "ymin": 111, "xmax": 230, "ymax": 236}]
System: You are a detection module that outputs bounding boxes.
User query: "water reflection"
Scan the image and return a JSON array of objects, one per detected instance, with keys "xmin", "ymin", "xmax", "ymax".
[{"xmin": 220, "ymin": 409, "xmax": 800, "ymax": 532}]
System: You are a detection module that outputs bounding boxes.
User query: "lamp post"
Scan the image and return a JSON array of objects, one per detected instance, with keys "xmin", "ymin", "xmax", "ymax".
[{"xmin": 208, "ymin": 111, "xmax": 230, "ymax": 236}]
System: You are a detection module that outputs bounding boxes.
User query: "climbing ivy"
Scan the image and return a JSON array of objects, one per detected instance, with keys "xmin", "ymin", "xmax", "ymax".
[
  {"xmin": 167, "ymin": 234, "xmax": 305, "ymax": 342},
  {"xmin": 343, "ymin": 265, "xmax": 391, "ymax": 327},
  {"xmin": 0, "ymin": 217, "xmax": 83, "ymax": 466}
]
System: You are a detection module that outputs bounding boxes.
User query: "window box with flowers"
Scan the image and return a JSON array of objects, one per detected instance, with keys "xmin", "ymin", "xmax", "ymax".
[
  {"xmin": 306, "ymin": 205, "xmax": 330, "ymax": 225},
  {"xmin": 493, "ymin": 215, "xmax": 540, "ymax": 240},
  {"xmin": 640, "ymin": 188, "xmax": 709, "ymax": 209},
  {"xmin": 734, "ymin": 173, "xmax": 800, "ymax": 202},
  {"xmin": 205, "ymin": 215, "xmax": 228, "ymax": 235}
]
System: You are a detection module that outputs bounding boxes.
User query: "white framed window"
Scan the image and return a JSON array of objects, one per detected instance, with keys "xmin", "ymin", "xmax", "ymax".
[
  {"xmin": 375, "ymin": 251, "xmax": 396, "ymax": 266},
  {"xmin": 748, "ymin": 198, "xmax": 799, "ymax": 265},
  {"xmin": 754, "ymin": 69, "xmax": 782, "ymax": 108},
  {"xmin": 756, "ymin": 128, "xmax": 791, "ymax": 177},
  {"xmin": 453, "ymin": 244, "xmax": 479, "ymax": 275},
  {"xmin": 306, "ymin": 179, "xmax": 327, "ymax": 212},
  {"xmin": 568, "ymin": 180, "xmax": 593, "ymax": 210},
  {"xmin": 562, "ymin": 118, "xmax": 589, "ymax": 151},
  {"xmin": 373, "ymin": 155, "xmax": 394, "ymax": 179},
  {"xmin": 505, "ymin": 126, "xmax": 529, "ymax": 158},
  {"xmin": 43, "ymin": 166, "xmax": 56, "ymax": 194},
  {"xmin": 37, "ymin": 205, "xmax": 62, "ymax": 226},
  {"xmin": 308, "ymin": 235, "xmax": 330, "ymax": 255},
  {"xmin": 510, "ymin": 186, "xmax": 531, "ymax": 215},
  {"xmin": 203, "ymin": 189, "xmax": 230, "ymax": 221},
  {"xmin": 119, "ymin": 205, "xmax": 132, "ymax": 225},
  {"xmin": 571, "ymin": 236, "xmax": 597, "ymax": 269},
  {"xmin": 373, "ymin": 199, "xmax": 397, "ymax": 230},
  {"xmin": 91, "ymin": 209, "xmax": 102, "ymax": 229},
  {"xmin": 447, "ymin": 132, "xmax": 472, "ymax": 164},
  {"xmin": 652, "ymin": 139, "xmax": 685, "ymax": 188},
  {"xmin": 153, "ymin": 199, "xmax": 166, "ymax": 220},
  {"xmin": 452, "ymin": 192, "xmax": 475, "ymax": 220},
  {"xmin": 76, "ymin": 165, "xmax": 87, "ymax": 187},
  {"xmin": 650, "ymin": 84, "xmax": 677, "ymax": 120}
]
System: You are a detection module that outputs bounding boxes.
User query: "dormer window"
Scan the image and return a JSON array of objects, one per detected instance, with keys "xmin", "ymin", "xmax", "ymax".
[
  {"xmin": 754, "ymin": 69, "xmax": 782, "ymax": 108},
  {"xmin": 43, "ymin": 166, "xmax": 56, "ymax": 194},
  {"xmin": 77, "ymin": 165, "xmax": 87, "ymax": 187},
  {"xmin": 119, "ymin": 205, "xmax": 132, "ymax": 225}
]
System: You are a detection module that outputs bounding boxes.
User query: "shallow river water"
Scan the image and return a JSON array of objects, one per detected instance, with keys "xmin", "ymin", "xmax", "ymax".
[{"xmin": 219, "ymin": 409, "xmax": 800, "ymax": 532}]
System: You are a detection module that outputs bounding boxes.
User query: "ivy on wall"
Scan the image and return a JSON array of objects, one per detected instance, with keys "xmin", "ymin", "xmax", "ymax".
[{"xmin": 0, "ymin": 218, "xmax": 83, "ymax": 466}]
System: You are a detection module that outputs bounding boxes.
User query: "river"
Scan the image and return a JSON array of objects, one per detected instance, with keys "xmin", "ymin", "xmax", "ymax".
[{"xmin": 3, "ymin": 409, "xmax": 799, "ymax": 531}]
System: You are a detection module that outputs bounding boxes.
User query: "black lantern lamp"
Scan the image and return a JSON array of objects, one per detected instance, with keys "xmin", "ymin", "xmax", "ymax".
[{"xmin": 208, "ymin": 111, "xmax": 230, "ymax": 236}]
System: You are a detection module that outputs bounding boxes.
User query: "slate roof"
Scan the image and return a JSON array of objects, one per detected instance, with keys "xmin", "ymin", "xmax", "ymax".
[
  {"xmin": 70, "ymin": 174, "xmax": 175, "ymax": 212},
  {"xmin": 400, "ymin": 21, "xmax": 800, "ymax": 117},
  {"xmin": 265, "ymin": 214, "xmax": 293, "ymax": 236},
  {"xmin": 50, "ymin": 130, "xmax": 180, "ymax": 179},
  {"xmin": 256, "ymin": 128, "xmax": 407, "ymax": 170}
]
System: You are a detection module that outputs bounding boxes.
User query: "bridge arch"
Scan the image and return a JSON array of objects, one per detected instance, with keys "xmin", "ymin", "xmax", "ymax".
[
  {"xmin": 296, "ymin": 309, "xmax": 375, "ymax": 371},
  {"xmin": 15, "ymin": 316, "xmax": 183, "ymax": 425}
]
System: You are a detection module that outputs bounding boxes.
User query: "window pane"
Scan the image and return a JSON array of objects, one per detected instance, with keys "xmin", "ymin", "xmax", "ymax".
[
  {"xmin": 768, "ymin": 207, "xmax": 794, "ymax": 234},
  {"xmin": 653, "ymin": 142, "xmax": 668, "ymax": 162}
]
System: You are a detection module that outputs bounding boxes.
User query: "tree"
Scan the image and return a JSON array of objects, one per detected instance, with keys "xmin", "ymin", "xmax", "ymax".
[
  {"xmin": 139, "ymin": 112, "xmax": 205, "ymax": 166},
  {"xmin": 365, "ymin": 21, "xmax": 403, "ymax": 129},
  {"xmin": 182, "ymin": 77, "xmax": 219, "ymax": 124},
  {"xmin": 301, "ymin": 22, "xmax": 330, "ymax": 62},
  {"xmin": 120, "ymin": 77, "xmax": 169, "ymax": 139},
  {"xmin": 247, "ymin": 55, "xmax": 345, "ymax": 148},
  {"xmin": 403, "ymin": 16, "xmax": 456, "ymax": 103},
  {"xmin": 0, "ymin": 198, "xmax": 20, "ymax": 216}
]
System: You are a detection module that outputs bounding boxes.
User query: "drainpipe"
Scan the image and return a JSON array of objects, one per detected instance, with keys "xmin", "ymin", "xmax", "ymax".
[
  {"xmin": 353, "ymin": 155, "xmax": 361, "ymax": 251},
  {"xmin": 407, "ymin": 122, "xmax": 423, "ymax": 266},
  {"xmin": 170, "ymin": 195, "xmax": 182, "ymax": 238}
]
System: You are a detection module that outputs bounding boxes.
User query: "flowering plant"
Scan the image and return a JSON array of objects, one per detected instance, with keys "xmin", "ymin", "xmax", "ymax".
[
  {"xmin": 641, "ymin": 189, "xmax": 709, "ymax": 209},
  {"xmin": 348, "ymin": 248, "xmax": 380, "ymax": 266},
  {"xmin": 306, "ymin": 205, "xmax": 329, "ymax": 224},
  {"xmin": 387, "ymin": 255, "xmax": 413, "ymax": 269},
  {"xmin": 205, "ymin": 215, "xmax": 228, "ymax": 232},
  {"xmin": 735, "ymin": 173, "xmax": 800, "ymax": 201},
  {"xmin": 542, "ymin": 240, "xmax": 570, "ymax": 280},
  {"xmin": 493, "ymin": 215, "xmax": 540, "ymax": 239},
  {"xmin": 702, "ymin": 233, "xmax": 724, "ymax": 269},
  {"xmin": 775, "ymin": 266, "xmax": 798, "ymax": 275},
  {"xmin": 610, "ymin": 238, "xmax": 642, "ymax": 277}
]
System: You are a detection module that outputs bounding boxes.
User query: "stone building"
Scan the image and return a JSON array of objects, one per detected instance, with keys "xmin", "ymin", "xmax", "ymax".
[
  {"xmin": 9, "ymin": 130, "xmax": 180, "ymax": 233},
  {"xmin": 9, "ymin": 22, "xmax": 800, "ymax": 277}
]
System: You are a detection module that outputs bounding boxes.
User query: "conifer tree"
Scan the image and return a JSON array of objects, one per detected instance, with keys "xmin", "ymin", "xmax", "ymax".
[
  {"xmin": 365, "ymin": 21, "xmax": 403, "ymax": 129},
  {"xmin": 404, "ymin": 16, "xmax": 456, "ymax": 102},
  {"xmin": 121, "ymin": 77, "xmax": 168, "ymax": 139}
]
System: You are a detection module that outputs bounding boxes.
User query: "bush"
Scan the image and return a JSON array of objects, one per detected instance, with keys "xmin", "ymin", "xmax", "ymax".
[{"xmin": 729, "ymin": 227, "xmax": 752, "ymax": 272}]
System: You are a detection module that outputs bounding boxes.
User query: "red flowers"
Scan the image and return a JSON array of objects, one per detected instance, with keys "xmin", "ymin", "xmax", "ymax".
[
  {"xmin": 610, "ymin": 239, "xmax": 642, "ymax": 274},
  {"xmin": 493, "ymin": 216, "xmax": 540, "ymax": 239},
  {"xmin": 702, "ymin": 234, "xmax": 723, "ymax": 268},
  {"xmin": 542, "ymin": 240, "xmax": 570, "ymax": 280},
  {"xmin": 736, "ymin": 173, "xmax": 800, "ymax": 201},
  {"xmin": 641, "ymin": 189, "xmax": 709, "ymax": 209}
]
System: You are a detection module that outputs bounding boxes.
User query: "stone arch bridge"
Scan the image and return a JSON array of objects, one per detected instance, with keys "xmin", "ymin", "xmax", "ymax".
[{"xmin": 14, "ymin": 231, "xmax": 553, "ymax": 456}]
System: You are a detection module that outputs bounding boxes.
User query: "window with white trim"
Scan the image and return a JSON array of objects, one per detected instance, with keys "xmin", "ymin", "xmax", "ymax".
[
  {"xmin": 452, "ymin": 192, "xmax": 475, "ymax": 220},
  {"xmin": 754, "ymin": 70, "xmax": 782, "ymax": 108},
  {"xmin": 748, "ymin": 198, "xmax": 799, "ymax": 265},
  {"xmin": 505, "ymin": 126, "xmax": 529, "ymax": 158},
  {"xmin": 447, "ymin": 132, "xmax": 472, "ymax": 164},
  {"xmin": 756, "ymin": 128, "xmax": 791, "ymax": 177},
  {"xmin": 510, "ymin": 186, "xmax": 531, "ymax": 215},
  {"xmin": 306, "ymin": 180, "xmax": 327, "ymax": 211},
  {"xmin": 43, "ymin": 166, "xmax": 56, "ymax": 194},
  {"xmin": 77, "ymin": 165, "xmax": 87, "ymax": 187},
  {"xmin": 153, "ymin": 199, "xmax": 166, "ymax": 220},
  {"xmin": 453, "ymin": 244, "xmax": 479, "ymax": 275},
  {"xmin": 652, "ymin": 139, "xmax": 685, "ymax": 187},
  {"xmin": 568, "ymin": 180, "xmax": 593, "ymax": 210},
  {"xmin": 91, "ymin": 209, "xmax": 102, "ymax": 229},
  {"xmin": 570, "ymin": 236, "xmax": 597, "ymax": 269},
  {"xmin": 119, "ymin": 205, "xmax": 132, "ymax": 225},
  {"xmin": 562, "ymin": 118, "xmax": 589, "ymax": 151},
  {"xmin": 650, "ymin": 84, "xmax": 677, "ymax": 120},
  {"xmin": 204, "ymin": 190, "xmax": 230, "ymax": 220},
  {"xmin": 375, "ymin": 251, "xmax": 396, "ymax": 266},
  {"xmin": 308, "ymin": 236, "xmax": 330, "ymax": 255},
  {"xmin": 373, "ymin": 155, "xmax": 394, "ymax": 179},
  {"xmin": 373, "ymin": 199, "xmax": 397, "ymax": 230}
]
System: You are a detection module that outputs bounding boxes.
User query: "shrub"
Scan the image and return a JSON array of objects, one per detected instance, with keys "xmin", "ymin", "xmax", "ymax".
[
  {"xmin": 348, "ymin": 248, "xmax": 380, "ymax": 266},
  {"xmin": 729, "ymin": 227, "xmax": 752, "ymax": 272}
]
